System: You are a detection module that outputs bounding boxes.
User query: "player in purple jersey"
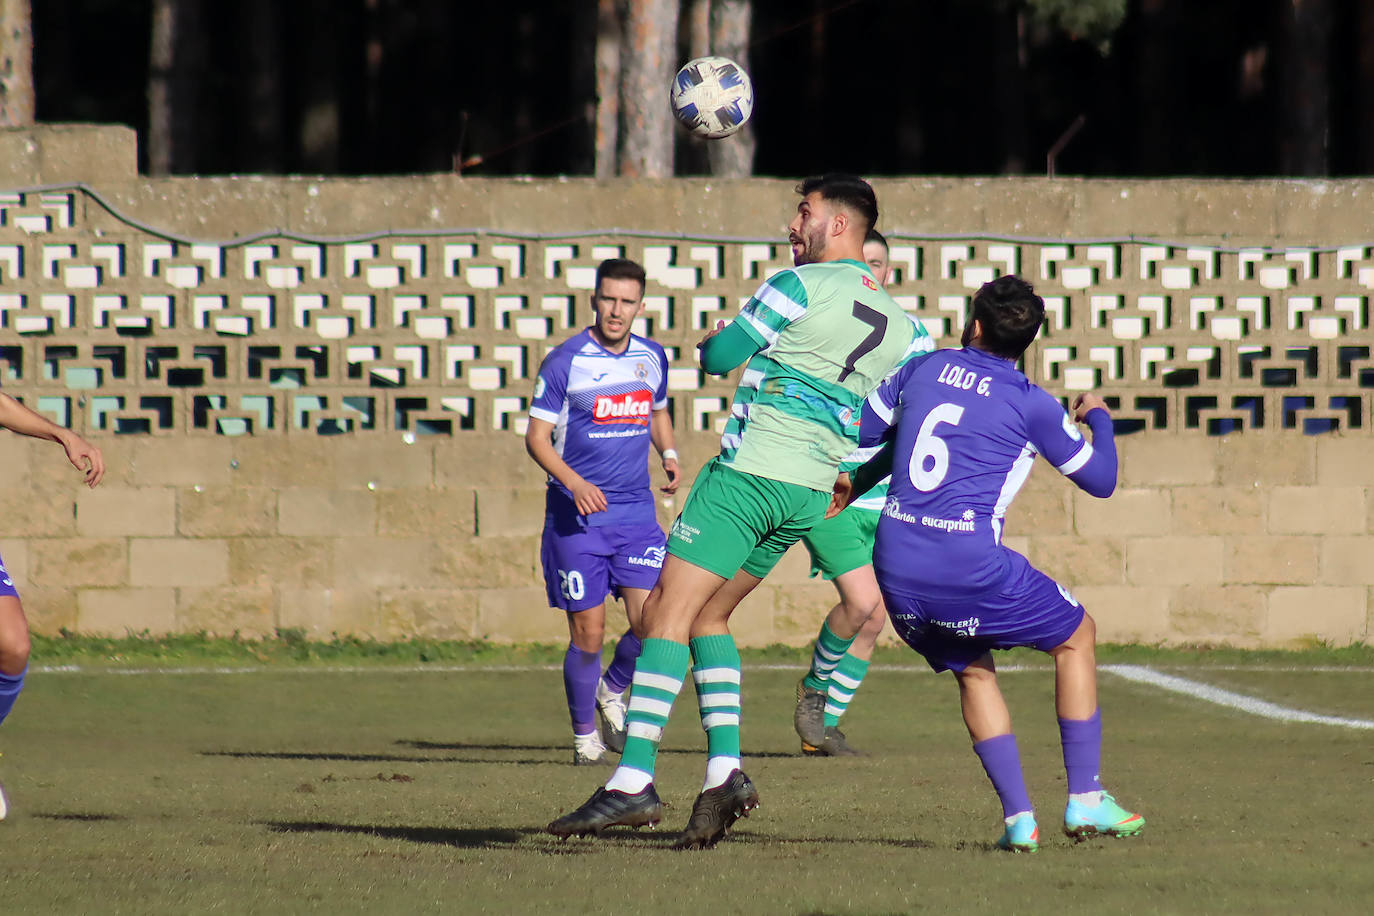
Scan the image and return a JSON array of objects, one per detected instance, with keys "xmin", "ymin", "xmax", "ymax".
[
  {"xmin": 856, "ymin": 275, "xmax": 1144, "ymax": 851},
  {"xmin": 0, "ymin": 386, "xmax": 106, "ymax": 819},
  {"xmin": 526, "ymin": 258, "xmax": 681, "ymax": 765}
]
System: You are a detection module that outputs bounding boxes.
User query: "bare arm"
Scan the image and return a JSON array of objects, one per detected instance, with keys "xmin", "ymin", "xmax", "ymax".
[
  {"xmin": 524, "ymin": 416, "xmax": 606, "ymax": 515},
  {"xmin": 824, "ymin": 471, "xmax": 852, "ymax": 519},
  {"xmin": 649, "ymin": 407, "xmax": 681, "ymax": 494},
  {"xmin": 0, "ymin": 393, "xmax": 105, "ymax": 487}
]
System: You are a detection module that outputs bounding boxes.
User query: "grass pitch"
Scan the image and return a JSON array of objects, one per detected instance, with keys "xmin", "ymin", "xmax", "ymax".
[{"xmin": 1, "ymin": 643, "xmax": 1371, "ymax": 914}]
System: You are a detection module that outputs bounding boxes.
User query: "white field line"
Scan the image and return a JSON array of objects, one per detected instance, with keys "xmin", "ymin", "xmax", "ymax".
[
  {"xmin": 33, "ymin": 661, "xmax": 1374, "ymax": 730},
  {"xmin": 1102, "ymin": 663, "xmax": 1374, "ymax": 730},
  {"xmin": 31, "ymin": 662, "xmax": 1374, "ymax": 676}
]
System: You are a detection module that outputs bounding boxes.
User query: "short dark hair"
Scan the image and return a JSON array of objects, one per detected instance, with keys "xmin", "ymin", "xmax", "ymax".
[
  {"xmin": 864, "ymin": 227, "xmax": 888, "ymax": 251},
  {"xmin": 795, "ymin": 174, "xmax": 878, "ymax": 234},
  {"xmin": 594, "ymin": 258, "xmax": 646, "ymax": 295},
  {"xmin": 970, "ymin": 275, "xmax": 1045, "ymax": 359}
]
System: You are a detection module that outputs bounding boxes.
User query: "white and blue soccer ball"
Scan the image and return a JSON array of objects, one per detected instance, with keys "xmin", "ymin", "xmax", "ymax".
[{"xmin": 669, "ymin": 56, "xmax": 754, "ymax": 139}]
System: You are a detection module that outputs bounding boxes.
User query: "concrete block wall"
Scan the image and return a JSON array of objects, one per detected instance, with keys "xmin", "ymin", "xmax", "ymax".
[
  {"xmin": 1, "ymin": 125, "xmax": 1372, "ymax": 648},
  {"xmin": 3, "ymin": 429, "xmax": 1371, "ymax": 648}
]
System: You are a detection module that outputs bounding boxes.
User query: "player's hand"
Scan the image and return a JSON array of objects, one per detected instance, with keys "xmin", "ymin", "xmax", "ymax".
[
  {"xmin": 825, "ymin": 472, "xmax": 852, "ymax": 519},
  {"xmin": 61, "ymin": 432, "xmax": 105, "ymax": 488},
  {"xmin": 1071, "ymin": 393, "xmax": 1110, "ymax": 423},
  {"xmin": 660, "ymin": 457, "xmax": 681, "ymax": 494},
  {"xmin": 696, "ymin": 319, "xmax": 726, "ymax": 351},
  {"xmin": 570, "ymin": 479, "xmax": 608, "ymax": 516}
]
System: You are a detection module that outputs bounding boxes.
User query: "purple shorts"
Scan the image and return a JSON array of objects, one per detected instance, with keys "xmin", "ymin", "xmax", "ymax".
[
  {"xmin": 540, "ymin": 517, "xmax": 666, "ymax": 612},
  {"xmin": 0, "ymin": 548, "xmax": 18, "ymax": 599},
  {"xmin": 881, "ymin": 550, "xmax": 1084, "ymax": 673}
]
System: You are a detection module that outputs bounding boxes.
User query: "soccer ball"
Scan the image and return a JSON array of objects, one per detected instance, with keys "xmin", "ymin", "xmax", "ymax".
[{"xmin": 669, "ymin": 56, "xmax": 754, "ymax": 139}]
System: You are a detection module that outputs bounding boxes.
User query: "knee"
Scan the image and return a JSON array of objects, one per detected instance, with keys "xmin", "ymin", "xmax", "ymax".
[
  {"xmin": 0, "ymin": 629, "xmax": 30, "ymax": 676},
  {"xmin": 567, "ymin": 613, "xmax": 606, "ymax": 650},
  {"xmin": 858, "ymin": 604, "xmax": 887, "ymax": 638},
  {"xmin": 840, "ymin": 595, "xmax": 879, "ymax": 627}
]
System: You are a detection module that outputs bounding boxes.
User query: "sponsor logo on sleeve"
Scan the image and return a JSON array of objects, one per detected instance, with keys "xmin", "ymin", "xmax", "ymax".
[
  {"xmin": 1061, "ymin": 410, "xmax": 1082, "ymax": 441},
  {"xmin": 533, "ymin": 375, "xmax": 547, "ymax": 399}
]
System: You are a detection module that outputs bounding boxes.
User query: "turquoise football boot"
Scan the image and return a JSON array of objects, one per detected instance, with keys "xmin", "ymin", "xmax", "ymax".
[
  {"xmin": 996, "ymin": 813, "xmax": 1039, "ymax": 852},
  {"xmin": 1064, "ymin": 792, "xmax": 1145, "ymax": 840}
]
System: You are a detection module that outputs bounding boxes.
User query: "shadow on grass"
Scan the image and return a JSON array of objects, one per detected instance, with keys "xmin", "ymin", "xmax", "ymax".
[
  {"xmin": 202, "ymin": 750, "xmax": 559, "ymax": 766},
  {"xmin": 31, "ymin": 812, "xmax": 126, "ymax": 822},
  {"xmin": 395, "ymin": 739, "xmax": 799, "ymax": 759},
  {"xmin": 731, "ymin": 831, "xmax": 935, "ymax": 849},
  {"xmin": 262, "ymin": 819, "xmax": 933, "ymax": 852},
  {"xmin": 263, "ymin": 819, "xmax": 686, "ymax": 852},
  {"xmin": 204, "ymin": 743, "xmax": 804, "ymax": 767},
  {"xmin": 262, "ymin": 820, "xmax": 538, "ymax": 848}
]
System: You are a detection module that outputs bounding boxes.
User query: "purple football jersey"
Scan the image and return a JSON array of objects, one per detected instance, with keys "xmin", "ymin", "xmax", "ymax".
[
  {"xmin": 861, "ymin": 346, "xmax": 1116, "ymax": 599},
  {"xmin": 529, "ymin": 329, "xmax": 669, "ymax": 527}
]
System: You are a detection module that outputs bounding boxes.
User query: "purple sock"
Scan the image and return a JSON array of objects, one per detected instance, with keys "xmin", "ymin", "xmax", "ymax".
[
  {"xmin": 1059, "ymin": 708, "xmax": 1103, "ymax": 795},
  {"xmin": 602, "ymin": 630, "xmax": 642, "ymax": 693},
  {"xmin": 562, "ymin": 644, "xmax": 600, "ymax": 736},
  {"xmin": 0, "ymin": 667, "xmax": 24, "ymax": 727},
  {"xmin": 973, "ymin": 733, "xmax": 1033, "ymax": 818}
]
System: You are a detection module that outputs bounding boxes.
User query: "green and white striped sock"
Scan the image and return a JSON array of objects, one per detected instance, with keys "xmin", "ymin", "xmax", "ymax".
[
  {"xmin": 824, "ymin": 652, "xmax": 870, "ymax": 727},
  {"xmin": 690, "ymin": 633, "xmax": 743, "ymax": 791},
  {"xmin": 802, "ymin": 620, "xmax": 854, "ymax": 692},
  {"xmin": 605, "ymin": 638, "xmax": 689, "ymax": 794}
]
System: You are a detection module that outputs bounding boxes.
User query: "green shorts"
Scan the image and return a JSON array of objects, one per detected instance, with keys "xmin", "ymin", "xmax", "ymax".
[
  {"xmin": 668, "ymin": 458, "xmax": 830, "ymax": 579},
  {"xmin": 801, "ymin": 506, "xmax": 879, "ymax": 580}
]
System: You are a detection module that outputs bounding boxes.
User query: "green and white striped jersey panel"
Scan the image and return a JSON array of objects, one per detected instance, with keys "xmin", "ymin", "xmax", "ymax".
[
  {"xmin": 839, "ymin": 315, "xmax": 935, "ymax": 512},
  {"xmin": 839, "ymin": 443, "xmax": 888, "ymax": 512},
  {"xmin": 719, "ymin": 260, "xmax": 916, "ymax": 492}
]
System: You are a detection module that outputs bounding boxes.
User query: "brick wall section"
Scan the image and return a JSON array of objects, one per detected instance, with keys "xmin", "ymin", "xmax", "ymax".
[{"xmin": 3, "ymin": 432, "xmax": 1371, "ymax": 648}]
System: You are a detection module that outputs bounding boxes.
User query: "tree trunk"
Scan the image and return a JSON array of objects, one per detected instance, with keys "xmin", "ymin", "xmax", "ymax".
[
  {"xmin": 296, "ymin": 0, "xmax": 341, "ymax": 173},
  {"xmin": 687, "ymin": 0, "xmax": 710, "ymax": 60},
  {"xmin": 994, "ymin": 8, "xmax": 1027, "ymax": 174},
  {"xmin": 707, "ymin": 0, "xmax": 754, "ymax": 177},
  {"xmin": 1134, "ymin": 0, "xmax": 1175, "ymax": 174},
  {"xmin": 240, "ymin": 0, "xmax": 283, "ymax": 173},
  {"xmin": 594, "ymin": 0, "xmax": 622, "ymax": 178},
  {"xmin": 0, "ymin": 0, "xmax": 34, "ymax": 126},
  {"xmin": 1278, "ymin": 0, "xmax": 1332, "ymax": 176},
  {"xmin": 1358, "ymin": 0, "xmax": 1374, "ymax": 171},
  {"xmin": 148, "ymin": 0, "xmax": 204, "ymax": 176},
  {"xmin": 618, "ymin": 0, "xmax": 677, "ymax": 178}
]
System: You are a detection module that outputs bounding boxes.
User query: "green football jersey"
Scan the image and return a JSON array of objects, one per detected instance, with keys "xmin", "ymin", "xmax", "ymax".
[
  {"xmin": 840, "ymin": 314, "xmax": 935, "ymax": 511},
  {"xmin": 720, "ymin": 259, "xmax": 917, "ymax": 492}
]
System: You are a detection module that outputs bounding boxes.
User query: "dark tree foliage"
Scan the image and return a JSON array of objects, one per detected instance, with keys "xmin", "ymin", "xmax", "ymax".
[{"xmin": 27, "ymin": 0, "xmax": 1368, "ymax": 178}]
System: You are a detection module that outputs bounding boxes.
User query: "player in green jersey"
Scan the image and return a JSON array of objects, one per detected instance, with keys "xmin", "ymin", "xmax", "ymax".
[
  {"xmin": 549, "ymin": 175, "xmax": 916, "ymax": 849},
  {"xmin": 793, "ymin": 229, "xmax": 934, "ymax": 757}
]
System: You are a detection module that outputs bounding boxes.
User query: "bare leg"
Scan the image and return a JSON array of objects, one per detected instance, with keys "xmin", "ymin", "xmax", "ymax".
[
  {"xmin": 692, "ymin": 568, "xmax": 763, "ymax": 638},
  {"xmin": 955, "ymin": 653, "xmax": 1035, "ymax": 825},
  {"xmin": 0, "ymin": 596, "xmax": 30, "ymax": 677},
  {"xmin": 1049, "ymin": 612, "xmax": 1098, "ymax": 721},
  {"xmin": 619, "ymin": 587, "xmax": 649, "ymax": 635},
  {"xmin": 566, "ymin": 600, "xmax": 606, "ymax": 655},
  {"xmin": 953, "ymin": 653, "xmax": 1013, "ymax": 742},
  {"xmin": 0, "ymin": 595, "xmax": 31, "ymax": 729},
  {"xmin": 639, "ymin": 555, "xmax": 729, "ymax": 642},
  {"xmin": 847, "ymin": 598, "xmax": 886, "ymax": 662},
  {"xmin": 821, "ymin": 565, "xmax": 884, "ymax": 640}
]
